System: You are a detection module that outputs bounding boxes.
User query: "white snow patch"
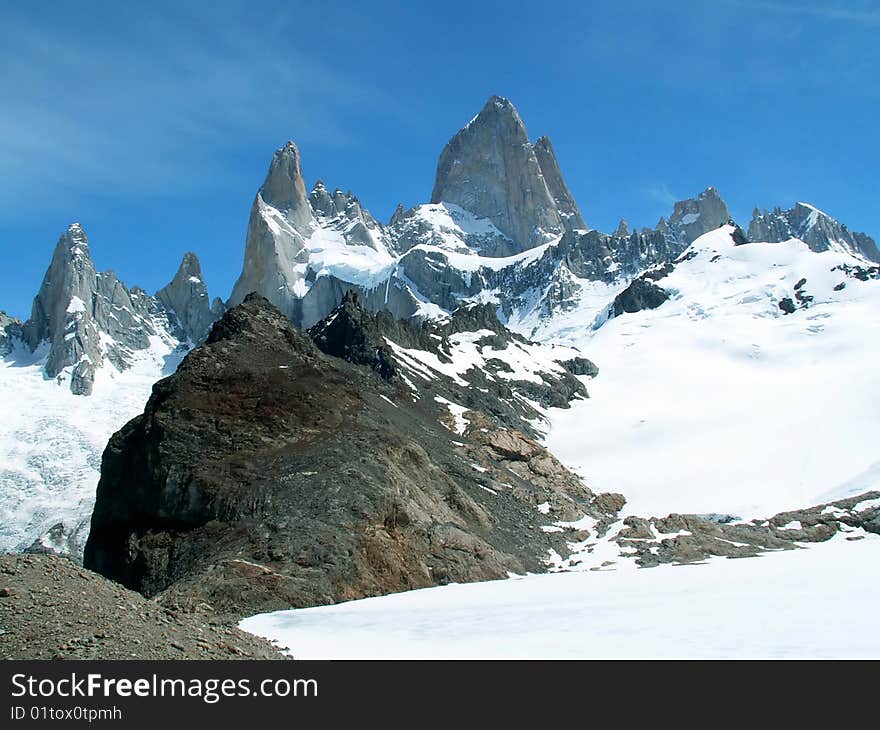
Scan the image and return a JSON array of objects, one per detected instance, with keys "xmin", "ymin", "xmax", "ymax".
[
  {"xmin": 240, "ymin": 531, "xmax": 880, "ymax": 659},
  {"xmin": 543, "ymin": 227, "xmax": 880, "ymax": 520},
  {"xmin": 0, "ymin": 336, "xmax": 184, "ymax": 555},
  {"xmin": 434, "ymin": 396, "xmax": 469, "ymax": 435},
  {"xmin": 66, "ymin": 296, "xmax": 86, "ymax": 314},
  {"xmin": 853, "ymin": 497, "xmax": 880, "ymax": 513}
]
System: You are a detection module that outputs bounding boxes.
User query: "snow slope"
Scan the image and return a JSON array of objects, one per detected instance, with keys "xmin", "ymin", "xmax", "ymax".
[
  {"xmin": 540, "ymin": 227, "xmax": 880, "ymax": 519},
  {"xmin": 0, "ymin": 337, "xmax": 183, "ymax": 555},
  {"xmin": 241, "ymin": 528, "xmax": 880, "ymax": 659},
  {"xmin": 241, "ymin": 226, "xmax": 880, "ymax": 659}
]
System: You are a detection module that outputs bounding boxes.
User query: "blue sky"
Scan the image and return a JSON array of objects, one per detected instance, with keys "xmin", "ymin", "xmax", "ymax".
[{"xmin": 1, "ymin": 0, "xmax": 877, "ymax": 318}]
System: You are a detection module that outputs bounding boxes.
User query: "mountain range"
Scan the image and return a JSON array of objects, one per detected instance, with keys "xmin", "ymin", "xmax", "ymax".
[{"xmin": 1, "ymin": 93, "xmax": 878, "ymax": 580}]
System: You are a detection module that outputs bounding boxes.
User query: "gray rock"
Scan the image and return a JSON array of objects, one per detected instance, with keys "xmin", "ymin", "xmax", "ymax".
[
  {"xmin": 259, "ymin": 141, "xmax": 314, "ymax": 234},
  {"xmin": 667, "ymin": 187, "xmax": 730, "ymax": 246},
  {"xmin": 0, "ymin": 311, "xmax": 20, "ymax": 356},
  {"xmin": 229, "ymin": 142, "xmax": 393, "ymax": 323},
  {"xmin": 228, "ymin": 144, "xmax": 315, "ymax": 319},
  {"xmin": 749, "ymin": 202, "xmax": 879, "ymax": 261},
  {"xmin": 20, "ymin": 224, "xmax": 102, "ymax": 391},
  {"xmin": 559, "ymin": 356, "xmax": 599, "ymax": 378},
  {"xmin": 430, "ymin": 96, "xmax": 567, "ymax": 254},
  {"xmin": 156, "ymin": 252, "xmax": 220, "ymax": 344},
  {"xmin": 533, "ymin": 136, "xmax": 586, "ymax": 232},
  {"xmin": 16, "ymin": 224, "xmax": 158, "ymax": 395},
  {"xmin": 618, "ymin": 490, "xmax": 880, "ymax": 568},
  {"xmin": 14, "ymin": 223, "xmax": 198, "ymax": 395}
]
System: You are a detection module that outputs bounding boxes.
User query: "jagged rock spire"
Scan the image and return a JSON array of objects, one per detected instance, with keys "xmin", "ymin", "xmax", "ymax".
[
  {"xmin": 533, "ymin": 136, "xmax": 586, "ymax": 232},
  {"xmin": 430, "ymin": 96, "xmax": 571, "ymax": 253},
  {"xmin": 20, "ymin": 224, "xmax": 101, "ymax": 393},
  {"xmin": 260, "ymin": 141, "xmax": 314, "ymax": 234},
  {"xmin": 19, "ymin": 223, "xmax": 157, "ymax": 395},
  {"xmin": 156, "ymin": 252, "xmax": 221, "ymax": 345}
]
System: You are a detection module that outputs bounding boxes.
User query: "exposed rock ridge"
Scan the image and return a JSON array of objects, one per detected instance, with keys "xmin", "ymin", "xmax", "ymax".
[
  {"xmin": 309, "ymin": 291, "xmax": 592, "ymax": 434},
  {"xmin": 83, "ymin": 294, "xmax": 614, "ymax": 620},
  {"xmin": 748, "ymin": 202, "xmax": 879, "ymax": 261}
]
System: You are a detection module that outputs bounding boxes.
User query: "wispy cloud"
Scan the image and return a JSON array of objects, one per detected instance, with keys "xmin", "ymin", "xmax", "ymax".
[
  {"xmin": 643, "ymin": 183, "xmax": 679, "ymax": 209},
  {"xmin": 0, "ymin": 3, "xmax": 400, "ymax": 217}
]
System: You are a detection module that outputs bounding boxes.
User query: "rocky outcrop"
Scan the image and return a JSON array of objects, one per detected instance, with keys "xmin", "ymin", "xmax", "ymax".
[
  {"xmin": 615, "ymin": 490, "xmax": 880, "ymax": 568},
  {"xmin": 612, "ymin": 277, "xmax": 670, "ymax": 317},
  {"xmin": 667, "ymin": 187, "xmax": 730, "ymax": 246},
  {"xmin": 311, "ymin": 292, "xmax": 590, "ymax": 434},
  {"xmin": 307, "ymin": 290, "xmax": 402, "ymax": 379},
  {"xmin": 156, "ymin": 252, "xmax": 223, "ymax": 344},
  {"xmin": 308, "ymin": 181, "xmax": 386, "ymax": 250},
  {"xmin": 0, "ymin": 311, "xmax": 20, "ymax": 356},
  {"xmin": 84, "ymin": 294, "xmax": 613, "ymax": 620},
  {"xmin": 430, "ymin": 96, "xmax": 571, "ymax": 254},
  {"xmin": 748, "ymin": 202, "xmax": 879, "ymax": 261}
]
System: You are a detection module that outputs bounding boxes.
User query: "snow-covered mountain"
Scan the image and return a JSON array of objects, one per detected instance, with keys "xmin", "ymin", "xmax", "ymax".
[
  {"xmin": 225, "ymin": 96, "xmax": 750, "ymax": 332},
  {"xmin": 749, "ymin": 201, "xmax": 879, "ymax": 261},
  {"xmin": 1, "ymin": 94, "xmax": 878, "ymax": 568},
  {"xmin": 239, "ymin": 226, "xmax": 880, "ymax": 659},
  {"xmin": 543, "ymin": 225, "xmax": 880, "ymax": 520},
  {"xmin": 0, "ymin": 225, "xmax": 222, "ymax": 554}
]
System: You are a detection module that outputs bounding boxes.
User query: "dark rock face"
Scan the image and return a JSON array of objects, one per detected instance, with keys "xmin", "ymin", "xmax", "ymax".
[
  {"xmin": 613, "ymin": 277, "xmax": 670, "ymax": 317},
  {"xmin": 307, "ymin": 290, "xmax": 400, "ymax": 379},
  {"xmin": 84, "ymin": 294, "xmax": 615, "ymax": 620},
  {"xmin": 559, "ymin": 357, "xmax": 599, "ymax": 378},
  {"xmin": 309, "ymin": 293, "xmax": 588, "ymax": 435},
  {"xmin": 832, "ymin": 262, "xmax": 880, "ymax": 282},
  {"xmin": 778, "ymin": 297, "xmax": 796, "ymax": 315}
]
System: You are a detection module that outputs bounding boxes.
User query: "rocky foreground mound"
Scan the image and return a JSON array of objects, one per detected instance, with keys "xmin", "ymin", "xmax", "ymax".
[
  {"xmin": 0, "ymin": 554, "xmax": 284, "ymax": 660},
  {"xmin": 84, "ymin": 294, "xmax": 619, "ymax": 621}
]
